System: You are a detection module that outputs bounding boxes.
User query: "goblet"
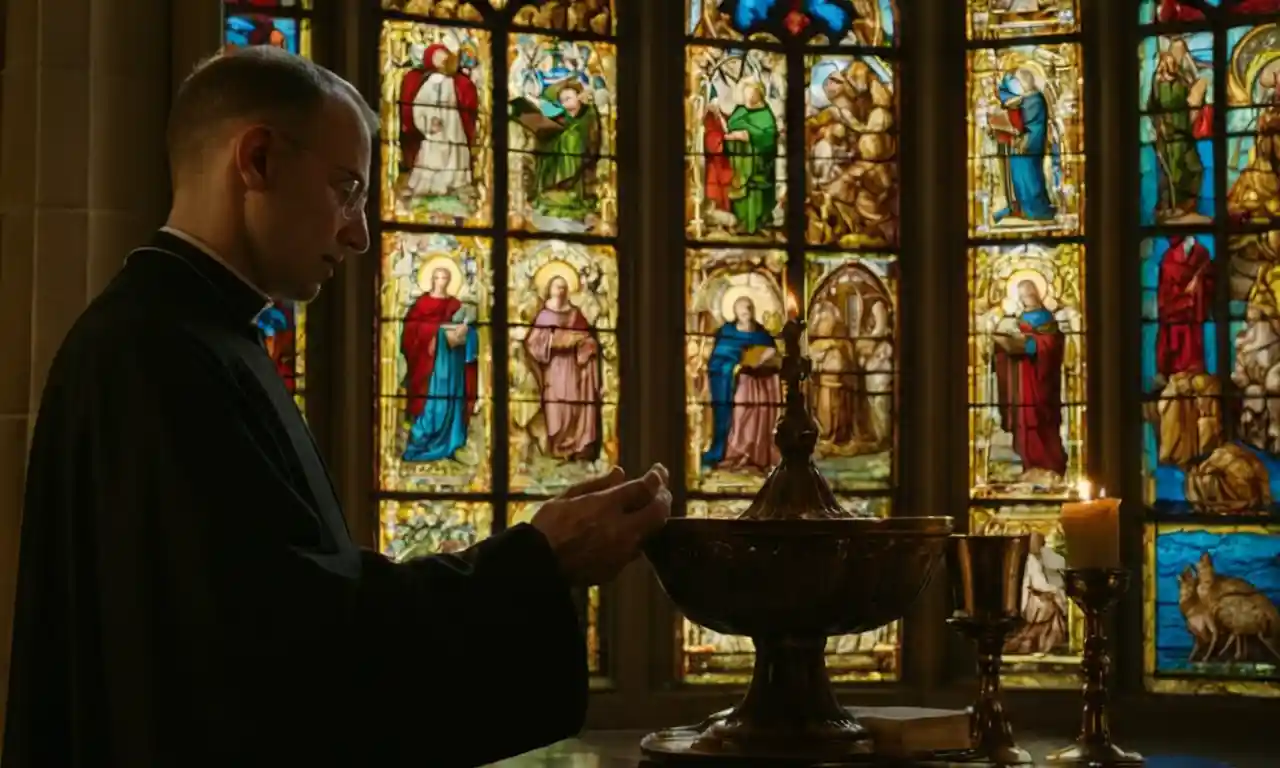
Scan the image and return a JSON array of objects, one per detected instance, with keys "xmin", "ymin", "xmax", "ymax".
[
  {"xmin": 1046, "ymin": 568, "xmax": 1143, "ymax": 766},
  {"xmin": 946, "ymin": 533, "xmax": 1033, "ymax": 766}
]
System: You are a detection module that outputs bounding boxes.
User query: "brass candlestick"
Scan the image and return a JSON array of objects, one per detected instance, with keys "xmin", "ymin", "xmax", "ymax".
[
  {"xmin": 946, "ymin": 534, "xmax": 1033, "ymax": 765},
  {"xmin": 1046, "ymin": 568, "xmax": 1143, "ymax": 766}
]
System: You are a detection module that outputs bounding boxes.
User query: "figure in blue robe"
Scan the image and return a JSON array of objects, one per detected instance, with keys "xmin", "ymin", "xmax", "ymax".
[
  {"xmin": 403, "ymin": 304, "xmax": 479, "ymax": 462},
  {"xmin": 994, "ymin": 69, "xmax": 1058, "ymax": 223},
  {"xmin": 702, "ymin": 297, "xmax": 776, "ymax": 467}
]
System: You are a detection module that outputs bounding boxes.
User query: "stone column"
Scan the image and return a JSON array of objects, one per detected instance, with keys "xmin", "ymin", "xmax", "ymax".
[{"xmin": 0, "ymin": 0, "xmax": 174, "ymax": 740}]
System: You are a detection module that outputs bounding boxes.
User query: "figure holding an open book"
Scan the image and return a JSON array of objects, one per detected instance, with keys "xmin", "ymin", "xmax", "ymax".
[{"xmin": 509, "ymin": 78, "xmax": 601, "ymax": 229}]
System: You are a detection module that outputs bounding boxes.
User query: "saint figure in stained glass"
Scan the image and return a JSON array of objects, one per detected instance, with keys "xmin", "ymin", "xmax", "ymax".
[
  {"xmin": 510, "ymin": 78, "xmax": 602, "ymax": 228},
  {"xmin": 992, "ymin": 278, "xmax": 1068, "ymax": 484},
  {"xmin": 702, "ymin": 292, "xmax": 782, "ymax": 470},
  {"xmin": 1147, "ymin": 37, "xmax": 1214, "ymax": 225},
  {"xmin": 508, "ymin": 36, "xmax": 617, "ymax": 235},
  {"xmin": 1155, "ymin": 235, "xmax": 1214, "ymax": 385},
  {"xmin": 708, "ymin": 82, "xmax": 781, "ymax": 238},
  {"xmin": 402, "ymin": 257, "xmax": 481, "ymax": 462},
  {"xmin": 524, "ymin": 271, "xmax": 601, "ymax": 461},
  {"xmin": 399, "ymin": 42, "xmax": 482, "ymax": 216},
  {"xmin": 968, "ymin": 44, "xmax": 1083, "ymax": 238}
]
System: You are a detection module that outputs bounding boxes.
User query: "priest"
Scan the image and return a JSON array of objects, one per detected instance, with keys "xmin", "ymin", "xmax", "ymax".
[{"xmin": 3, "ymin": 46, "xmax": 671, "ymax": 767}]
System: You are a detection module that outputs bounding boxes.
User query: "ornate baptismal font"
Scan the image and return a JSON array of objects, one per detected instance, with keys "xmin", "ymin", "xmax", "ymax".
[{"xmin": 642, "ymin": 320, "xmax": 954, "ymax": 763}]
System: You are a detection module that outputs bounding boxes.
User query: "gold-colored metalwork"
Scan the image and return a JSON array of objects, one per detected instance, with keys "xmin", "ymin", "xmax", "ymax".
[
  {"xmin": 641, "ymin": 320, "xmax": 954, "ymax": 763},
  {"xmin": 1046, "ymin": 568, "xmax": 1144, "ymax": 766},
  {"xmin": 945, "ymin": 533, "xmax": 1033, "ymax": 765}
]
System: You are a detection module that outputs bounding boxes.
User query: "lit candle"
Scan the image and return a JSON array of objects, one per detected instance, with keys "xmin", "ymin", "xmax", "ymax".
[{"xmin": 1059, "ymin": 480, "xmax": 1122, "ymax": 570}]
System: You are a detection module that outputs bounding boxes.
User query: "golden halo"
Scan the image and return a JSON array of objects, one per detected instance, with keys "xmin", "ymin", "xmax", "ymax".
[
  {"xmin": 533, "ymin": 259, "xmax": 580, "ymax": 298},
  {"xmin": 1006, "ymin": 268, "xmax": 1050, "ymax": 305},
  {"xmin": 417, "ymin": 255, "xmax": 463, "ymax": 296},
  {"xmin": 721, "ymin": 283, "xmax": 779, "ymax": 323}
]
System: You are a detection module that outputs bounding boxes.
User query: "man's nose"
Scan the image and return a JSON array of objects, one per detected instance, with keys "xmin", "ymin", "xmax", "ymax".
[{"xmin": 340, "ymin": 210, "xmax": 371, "ymax": 255}]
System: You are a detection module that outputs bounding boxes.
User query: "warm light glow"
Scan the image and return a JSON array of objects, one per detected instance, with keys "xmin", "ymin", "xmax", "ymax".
[
  {"xmin": 785, "ymin": 288, "xmax": 800, "ymax": 319},
  {"xmin": 1099, "ymin": 487, "xmax": 1107, "ymax": 498},
  {"xmin": 1075, "ymin": 479, "xmax": 1093, "ymax": 501}
]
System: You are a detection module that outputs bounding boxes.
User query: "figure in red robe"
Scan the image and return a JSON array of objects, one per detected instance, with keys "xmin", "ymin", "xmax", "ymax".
[
  {"xmin": 401, "ymin": 267, "xmax": 478, "ymax": 460},
  {"xmin": 994, "ymin": 279, "xmax": 1069, "ymax": 479},
  {"xmin": 702, "ymin": 108, "xmax": 734, "ymax": 212},
  {"xmin": 398, "ymin": 43, "xmax": 480, "ymax": 175},
  {"xmin": 1156, "ymin": 235, "xmax": 1213, "ymax": 380}
]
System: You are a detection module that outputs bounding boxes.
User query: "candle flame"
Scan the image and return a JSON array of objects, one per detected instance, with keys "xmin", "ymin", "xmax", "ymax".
[
  {"xmin": 785, "ymin": 289, "xmax": 800, "ymax": 319},
  {"xmin": 1076, "ymin": 479, "xmax": 1092, "ymax": 501},
  {"xmin": 1100, "ymin": 486, "xmax": 1107, "ymax": 498}
]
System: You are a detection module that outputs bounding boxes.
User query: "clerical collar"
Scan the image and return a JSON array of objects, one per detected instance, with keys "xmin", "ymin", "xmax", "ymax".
[
  {"xmin": 131, "ymin": 229, "xmax": 274, "ymax": 327},
  {"xmin": 160, "ymin": 226, "xmax": 273, "ymax": 308}
]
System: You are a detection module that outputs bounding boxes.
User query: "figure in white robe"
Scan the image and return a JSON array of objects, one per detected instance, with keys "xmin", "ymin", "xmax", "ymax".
[{"xmin": 406, "ymin": 44, "xmax": 474, "ymax": 199}]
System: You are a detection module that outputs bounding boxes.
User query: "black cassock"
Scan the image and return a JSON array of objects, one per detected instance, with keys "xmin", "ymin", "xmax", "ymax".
[{"xmin": 3, "ymin": 231, "xmax": 587, "ymax": 767}]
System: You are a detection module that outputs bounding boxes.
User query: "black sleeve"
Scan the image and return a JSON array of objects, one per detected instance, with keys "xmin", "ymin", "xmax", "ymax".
[{"xmin": 95, "ymin": 333, "xmax": 587, "ymax": 766}]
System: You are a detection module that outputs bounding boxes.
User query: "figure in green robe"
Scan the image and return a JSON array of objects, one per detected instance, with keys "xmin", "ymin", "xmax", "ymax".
[
  {"xmin": 723, "ymin": 82, "xmax": 779, "ymax": 235},
  {"xmin": 531, "ymin": 80, "xmax": 601, "ymax": 222},
  {"xmin": 1148, "ymin": 40, "xmax": 1205, "ymax": 219}
]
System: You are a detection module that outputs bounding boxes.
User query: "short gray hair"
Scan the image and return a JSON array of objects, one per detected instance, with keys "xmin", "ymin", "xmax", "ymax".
[{"xmin": 167, "ymin": 46, "xmax": 379, "ymax": 182}]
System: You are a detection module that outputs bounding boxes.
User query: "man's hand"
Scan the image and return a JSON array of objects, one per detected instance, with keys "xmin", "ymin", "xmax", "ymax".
[{"xmin": 530, "ymin": 464, "xmax": 671, "ymax": 587}]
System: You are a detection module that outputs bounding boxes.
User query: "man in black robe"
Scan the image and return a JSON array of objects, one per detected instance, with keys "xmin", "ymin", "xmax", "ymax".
[{"xmin": 2, "ymin": 46, "xmax": 670, "ymax": 767}]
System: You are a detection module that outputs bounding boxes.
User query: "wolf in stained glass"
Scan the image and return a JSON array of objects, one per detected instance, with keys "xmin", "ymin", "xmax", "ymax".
[{"xmin": 1150, "ymin": 525, "xmax": 1280, "ymax": 683}]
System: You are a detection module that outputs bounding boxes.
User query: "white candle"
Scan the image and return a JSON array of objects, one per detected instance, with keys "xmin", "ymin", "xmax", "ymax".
[{"xmin": 1059, "ymin": 480, "xmax": 1121, "ymax": 570}]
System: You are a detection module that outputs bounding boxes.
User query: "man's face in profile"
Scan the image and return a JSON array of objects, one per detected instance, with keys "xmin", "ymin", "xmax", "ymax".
[{"xmin": 248, "ymin": 96, "xmax": 372, "ymax": 302}]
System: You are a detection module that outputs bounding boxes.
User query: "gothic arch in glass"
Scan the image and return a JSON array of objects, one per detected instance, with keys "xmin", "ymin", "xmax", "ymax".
[
  {"xmin": 373, "ymin": 0, "xmax": 620, "ymax": 675},
  {"xmin": 1136, "ymin": 0, "xmax": 1280, "ymax": 697},
  {"xmin": 680, "ymin": 0, "xmax": 902, "ymax": 684},
  {"xmin": 964, "ymin": 0, "xmax": 1088, "ymax": 689}
]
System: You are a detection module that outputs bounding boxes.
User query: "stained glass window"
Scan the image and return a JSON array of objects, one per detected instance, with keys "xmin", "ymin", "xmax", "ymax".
[
  {"xmin": 681, "ymin": 0, "xmax": 902, "ymax": 684},
  {"xmin": 1137, "ymin": 0, "xmax": 1280, "ymax": 697},
  {"xmin": 222, "ymin": 0, "xmax": 313, "ymax": 409},
  {"xmin": 964, "ymin": 0, "xmax": 1087, "ymax": 689},
  {"xmin": 373, "ymin": 0, "xmax": 619, "ymax": 675}
]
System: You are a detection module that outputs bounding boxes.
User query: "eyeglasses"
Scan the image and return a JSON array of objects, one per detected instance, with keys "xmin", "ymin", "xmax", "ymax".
[{"xmin": 275, "ymin": 129, "xmax": 368, "ymax": 220}]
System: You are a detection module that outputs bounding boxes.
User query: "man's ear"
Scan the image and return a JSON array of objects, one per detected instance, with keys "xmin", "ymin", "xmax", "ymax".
[{"xmin": 232, "ymin": 125, "xmax": 274, "ymax": 192}]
